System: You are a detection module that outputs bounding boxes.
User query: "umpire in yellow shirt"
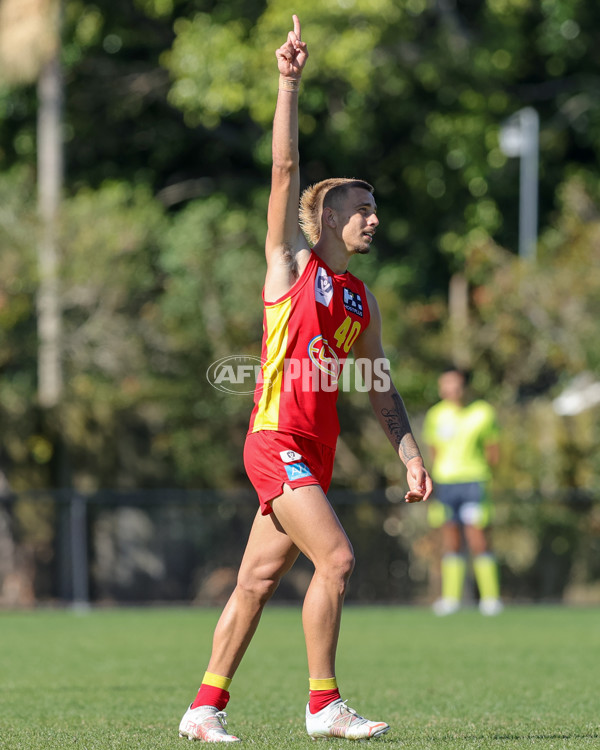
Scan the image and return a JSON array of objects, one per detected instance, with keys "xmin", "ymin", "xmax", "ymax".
[{"xmin": 423, "ymin": 367, "xmax": 503, "ymax": 616}]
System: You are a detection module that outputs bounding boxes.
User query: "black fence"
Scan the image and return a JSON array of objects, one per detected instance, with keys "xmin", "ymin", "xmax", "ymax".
[{"xmin": 0, "ymin": 488, "xmax": 598, "ymax": 607}]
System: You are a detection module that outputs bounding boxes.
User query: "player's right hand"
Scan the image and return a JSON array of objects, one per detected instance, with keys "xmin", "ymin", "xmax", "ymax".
[
  {"xmin": 404, "ymin": 460, "xmax": 433, "ymax": 503},
  {"xmin": 275, "ymin": 14, "xmax": 308, "ymax": 78}
]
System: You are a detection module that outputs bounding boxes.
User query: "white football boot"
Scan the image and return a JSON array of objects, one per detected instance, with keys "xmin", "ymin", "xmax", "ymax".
[
  {"xmin": 432, "ymin": 597, "xmax": 460, "ymax": 616},
  {"xmin": 306, "ymin": 699, "xmax": 390, "ymax": 740},
  {"xmin": 479, "ymin": 598, "xmax": 504, "ymax": 616},
  {"xmin": 178, "ymin": 705, "xmax": 241, "ymax": 742}
]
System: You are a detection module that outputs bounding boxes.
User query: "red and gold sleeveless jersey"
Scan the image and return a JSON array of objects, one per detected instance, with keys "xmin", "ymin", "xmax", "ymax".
[{"xmin": 248, "ymin": 251, "xmax": 371, "ymax": 449}]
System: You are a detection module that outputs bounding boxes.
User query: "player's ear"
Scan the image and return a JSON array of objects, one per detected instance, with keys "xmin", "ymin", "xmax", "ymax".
[{"xmin": 323, "ymin": 207, "xmax": 336, "ymax": 228}]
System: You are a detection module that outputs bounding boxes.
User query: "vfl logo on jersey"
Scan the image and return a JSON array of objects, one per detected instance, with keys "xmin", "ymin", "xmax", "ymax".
[
  {"xmin": 315, "ymin": 267, "xmax": 333, "ymax": 307},
  {"xmin": 280, "ymin": 450, "xmax": 302, "ymax": 464},
  {"xmin": 285, "ymin": 462, "xmax": 312, "ymax": 481},
  {"xmin": 343, "ymin": 288, "xmax": 363, "ymax": 317},
  {"xmin": 308, "ymin": 335, "xmax": 340, "ymax": 381}
]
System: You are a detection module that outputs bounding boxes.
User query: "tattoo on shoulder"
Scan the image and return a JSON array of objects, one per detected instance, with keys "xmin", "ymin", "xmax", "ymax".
[{"xmin": 380, "ymin": 392, "xmax": 422, "ymax": 465}]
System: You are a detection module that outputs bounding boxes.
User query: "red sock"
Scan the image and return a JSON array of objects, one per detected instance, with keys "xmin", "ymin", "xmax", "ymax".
[
  {"xmin": 191, "ymin": 684, "xmax": 230, "ymax": 711},
  {"xmin": 309, "ymin": 688, "xmax": 341, "ymax": 714}
]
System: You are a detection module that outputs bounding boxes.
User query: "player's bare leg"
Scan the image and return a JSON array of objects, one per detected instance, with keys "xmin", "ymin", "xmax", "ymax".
[
  {"xmin": 442, "ymin": 520, "xmax": 462, "ymax": 554},
  {"xmin": 271, "ymin": 484, "xmax": 390, "ymax": 740},
  {"xmin": 179, "ymin": 512, "xmax": 299, "ymax": 741},
  {"xmin": 269, "ymin": 484, "xmax": 354, "ymax": 678},
  {"xmin": 183, "ymin": 484, "xmax": 389, "ymax": 741},
  {"xmin": 207, "ymin": 510, "xmax": 300, "ymax": 677},
  {"xmin": 463, "ymin": 524, "xmax": 487, "ymax": 556}
]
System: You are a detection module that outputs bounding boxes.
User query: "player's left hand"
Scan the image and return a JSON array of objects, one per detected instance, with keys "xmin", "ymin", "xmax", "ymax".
[
  {"xmin": 404, "ymin": 459, "xmax": 433, "ymax": 503},
  {"xmin": 275, "ymin": 14, "xmax": 308, "ymax": 78}
]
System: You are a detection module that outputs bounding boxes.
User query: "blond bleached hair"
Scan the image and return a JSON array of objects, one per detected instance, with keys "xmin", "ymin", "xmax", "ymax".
[{"xmin": 299, "ymin": 178, "xmax": 374, "ymax": 247}]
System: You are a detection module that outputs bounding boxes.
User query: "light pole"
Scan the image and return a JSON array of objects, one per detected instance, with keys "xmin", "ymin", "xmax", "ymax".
[{"xmin": 499, "ymin": 107, "xmax": 539, "ymax": 261}]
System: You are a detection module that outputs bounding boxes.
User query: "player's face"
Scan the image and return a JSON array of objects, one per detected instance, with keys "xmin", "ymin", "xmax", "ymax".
[
  {"xmin": 338, "ymin": 188, "xmax": 379, "ymax": 254},
  {"xmin": 438, "ymin": 371, "xmax": 465, "ymax": 402}
]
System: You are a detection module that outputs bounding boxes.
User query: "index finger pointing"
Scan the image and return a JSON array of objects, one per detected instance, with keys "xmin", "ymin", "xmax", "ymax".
[{"xmin": 293, "ymin": 14, "xmax": 301, "ymax": 41}]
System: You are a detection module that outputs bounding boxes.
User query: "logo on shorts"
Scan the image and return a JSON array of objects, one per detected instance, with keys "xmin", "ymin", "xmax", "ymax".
[
  {"xmin": 343, "ymin": 288, "xmax": 363, "ymax": 317},
  {"xmin": 280, "ymin": 450, "xmax": 302, "ymax": 463},
  {"xmin": 315, "ymin": 267, "xmax": 333, "ymax": 307},
  {"xmin": 285, "ymin": 462, "xmax": 312, "ymax": 480}
]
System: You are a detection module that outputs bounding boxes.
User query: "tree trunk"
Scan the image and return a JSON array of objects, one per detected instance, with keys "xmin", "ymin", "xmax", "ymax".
[
  {"xmin": 36, "ymin": 50, "xmax": 63, "ymax": 408},
  {"xmin": 448, "ymin": 272, "xmax": 470, "ymax": 369}
]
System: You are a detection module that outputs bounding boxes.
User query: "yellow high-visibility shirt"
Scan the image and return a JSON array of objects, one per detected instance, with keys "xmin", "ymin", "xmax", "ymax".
[{"xmin": 423, "ymin": 399, "xmax": 499, "ymax": 484}]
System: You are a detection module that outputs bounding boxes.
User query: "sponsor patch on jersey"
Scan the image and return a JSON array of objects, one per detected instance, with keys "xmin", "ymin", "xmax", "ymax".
[
  {"xmin": 438, "ymin": 421, "xmax": 457, "ymax": 440},
  {"xmin": 307, "ymin": 335, "xmax": 340, "ymax": 381},
  {"xmin": 315, "ymin": 267, "xmax": 333, "ymax": 307},
  {"xmin": 285, "ymin": 462, "xmax": 313, "ymax": 481},
  {"xmin": 280, "ymin": 449, "xmax": 302, "ymax": 463},
  {"xmin": 343, "ymin": 288, "xmax": 363, "ymax": 317}
]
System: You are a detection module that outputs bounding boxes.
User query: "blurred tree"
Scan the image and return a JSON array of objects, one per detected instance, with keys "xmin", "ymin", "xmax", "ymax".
[
  {"xmin": 58, "ymin": 181, "xmax": 169, "ymax": 490},
  {"xmin": 0, "ymin": 168, "xmax": 39, "ymax": 485},
  {"xmin": 0, "ymin": 1, "xmax": 598, "ymax": 606},
  {"xmin": 157, "ymin": 192, "xmax": 267, "ymax": 486},
  {"xmin": 0, "ymin": 0, "xmax": 64, "ymax": 413},
  {"xmin": 164, "ymin": 0, "xmax": 600, "ymax": 294},
  {"xmin": 0, "ymin": 0, "xmax": 598, "ymax": 497},
  {"xmin": 0, "ymin": 1, "xmax": 598, "ymax": 295}
]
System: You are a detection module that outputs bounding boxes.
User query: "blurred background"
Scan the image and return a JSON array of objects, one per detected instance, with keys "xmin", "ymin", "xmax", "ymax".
[{"xmin": 0, "ymin": 0, "xmax": 598, "ymax": 608}]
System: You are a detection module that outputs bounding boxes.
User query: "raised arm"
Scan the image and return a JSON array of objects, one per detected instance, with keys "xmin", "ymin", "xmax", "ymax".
[
  {"xmin": 264, "ymin": 15, "xmax": 310, "ymax": 302},
  {"xmin": 352, "ymin": 290, "xmax": 433, "ymax": 503}
]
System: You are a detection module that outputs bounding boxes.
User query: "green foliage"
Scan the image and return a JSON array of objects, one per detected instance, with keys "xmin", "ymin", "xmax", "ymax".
[
  {"xmin": 0, "ymin": 168, "xmax": 41, "ymax": 487},
  {"xmin": 166, "ymin": 14, "xmax": 255, "ymax": 129},
  {"xmin": 160, "ymin": 193, "xmax": 266, "ymax": 350},
  {"xmin": 162, "ymin": 0, "xmax": 600, "ymax": 291},
  {"xmin": 55, "ymin": 182, "xmax": 170, "ymax": 489},
  {"xmin": 0, "ymin": 0, "xmax": 599, "ymax": 503},
  {"xmin": 158, "ymin": 193, "xmax": 267, "ymax": 485}
]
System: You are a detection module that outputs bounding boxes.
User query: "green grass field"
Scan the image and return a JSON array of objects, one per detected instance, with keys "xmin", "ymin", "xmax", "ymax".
[{"xmin": 1, "ymin": 605, "xmax": 598, "ymax": 749}]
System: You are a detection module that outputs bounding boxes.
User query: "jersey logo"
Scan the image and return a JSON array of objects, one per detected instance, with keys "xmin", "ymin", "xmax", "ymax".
[
  {"xmin": 308, "ymin": 335, "xmax": 340, "ymax": 381},
  {"xmin": 315, "ymin": 267, "xmax": 333, "ymax": 307},
  {"xmin": 280, "ymin": 450, "xmax": 302, "ymax": 463},
  {"xmin": 343, "ymin": 288, "xmax": 363, "ymax": 317},
  {"xmin": 438, "ymin": 420, "xmax": 457, "ymax": 440},
  {"xmin": 285, "ymin": 462, "xmax": 312, "ymax": 480}
]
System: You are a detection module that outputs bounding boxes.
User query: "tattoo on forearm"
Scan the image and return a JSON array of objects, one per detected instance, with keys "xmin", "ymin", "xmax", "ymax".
[{"xmin": 380, "ymin": 392, "xmax": 422, "ymax": 465}]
